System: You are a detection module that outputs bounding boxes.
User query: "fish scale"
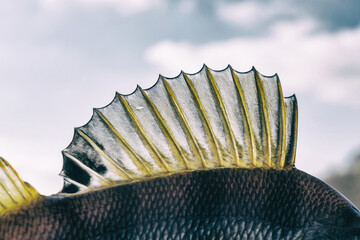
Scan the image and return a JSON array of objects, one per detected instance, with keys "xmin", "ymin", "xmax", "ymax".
[{"xmin": 1, "ymin": 168, "xmax": 358, "ymax": 239}]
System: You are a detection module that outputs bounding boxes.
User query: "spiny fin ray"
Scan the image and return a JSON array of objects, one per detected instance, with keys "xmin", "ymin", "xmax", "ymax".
[{"xmin": 61, "ymin": 65, "xmax": 298, "ymax": 194}]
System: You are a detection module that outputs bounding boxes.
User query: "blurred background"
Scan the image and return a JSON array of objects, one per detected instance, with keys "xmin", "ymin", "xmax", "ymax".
[{"xmin": 0, "ymin": 0, "xmax": 359, "ymax": 207}]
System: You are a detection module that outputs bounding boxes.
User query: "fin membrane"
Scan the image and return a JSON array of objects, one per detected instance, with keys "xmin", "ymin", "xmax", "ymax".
[
  {"xmin": 61, "ymin": 65, "xmax": 298, "ymax": 194},
  {"xmin": 0, "ymin": 157, "xmax": 40, "ymax": 215}
]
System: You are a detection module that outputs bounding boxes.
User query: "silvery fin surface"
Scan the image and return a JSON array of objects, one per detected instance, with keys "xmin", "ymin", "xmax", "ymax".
[{"xmin": 61, "ymin": 65, "xmax": 298, "ymax": 194}]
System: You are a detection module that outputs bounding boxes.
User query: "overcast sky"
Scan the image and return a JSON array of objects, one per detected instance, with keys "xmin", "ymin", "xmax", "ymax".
[{"xmin": 0, "ymin": 0, "xmax": 359, "ymax": 195}]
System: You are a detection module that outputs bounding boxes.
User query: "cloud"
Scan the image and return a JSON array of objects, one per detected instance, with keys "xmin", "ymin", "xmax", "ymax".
[
  {"xmin": 217, "ymin": 1, "xmax": 299, "ymax": 27},
  {"xmin": 217, "ymin": 0, "xmax": 360, "ymax": 31},
  {"xmin": 39, "ymin": 0, "xmax": 164, "ymax": 15},
  {"xmin": 144, "ymin": 20, "xmax": 360, "ymax": 107}
]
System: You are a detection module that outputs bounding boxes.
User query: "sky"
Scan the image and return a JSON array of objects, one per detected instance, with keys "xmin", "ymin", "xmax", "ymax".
[{"xmin": 0, "ymin": 0, "xmax": 359, "ymax": 195}]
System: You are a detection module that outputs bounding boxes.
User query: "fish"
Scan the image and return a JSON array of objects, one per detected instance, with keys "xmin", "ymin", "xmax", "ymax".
[{"xmin": 0, "ymin": 65, "xmax": 359, "ymax": 239}]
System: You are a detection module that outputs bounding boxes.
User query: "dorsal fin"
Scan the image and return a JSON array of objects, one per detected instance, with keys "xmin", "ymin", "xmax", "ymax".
[
  {"xmin": 60, "ymin": 65, "xmax": 298, "ymax": 194},
  {"xmin": 0, "ymin": 157, "xmax": 40, "ymax": 215}
]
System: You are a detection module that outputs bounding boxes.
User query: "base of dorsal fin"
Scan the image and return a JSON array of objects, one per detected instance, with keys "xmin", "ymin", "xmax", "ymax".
[
  {"xmin": 60, "ymin": 65, "xmax": 298, "ymax": 194},
  {"xmin": 0, "ymin": 157, "xmax": 40, "ymax": 215}
]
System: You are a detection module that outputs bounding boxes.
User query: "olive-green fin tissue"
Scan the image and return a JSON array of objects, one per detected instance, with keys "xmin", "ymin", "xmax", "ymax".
[
  {"xmin": 61, "ymin": 65, "xmax": 298, "ymax": 194},
  {"xmin": 0, "ymin": 157, "xmax": 40, "ymax": 215}
]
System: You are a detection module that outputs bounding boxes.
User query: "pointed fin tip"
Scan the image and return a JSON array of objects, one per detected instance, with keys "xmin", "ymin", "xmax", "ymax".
[
  {"xmin": 61, "ymin": 65, "xmax": 298, "ymax": 194},
  {"xmin": 0, "ymin": 157, "xmax": 41, "ymax": 215},
  {"xmin": 160, "ymin": 65, "xmax": 245, "ymax": 82},
  {"xmin": 202, "ymin": 64, "xmax": 235, "ymax": 74},
  {"xmin": 249, "ymin": 66, "xmax": 279, "ymax": 79},
  {"xmin": 285, "ymin": 94, "xmax": 297, "ymax": 101}
]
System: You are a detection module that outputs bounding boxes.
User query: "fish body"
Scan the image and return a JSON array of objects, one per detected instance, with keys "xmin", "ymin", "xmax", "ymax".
[
  {"xmin": 0, "ymin": 65, "xmax": 359, "ymax": 239},
  {"xmin": 1, "ymin": 169, "xmax": 359, "ymax": 239}
]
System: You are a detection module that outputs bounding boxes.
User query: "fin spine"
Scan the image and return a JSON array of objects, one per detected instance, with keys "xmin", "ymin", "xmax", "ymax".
[
  {"xmin": 205, "ymin": 66, "xmax": 240, "ymax": 166},
  {"xmin": 76, "ymin": 129, "xmax": 133, "ymax": 180},
  {"xmin": 162, "ymin": 77, "xmax": 207, "ymax": 168},
  {"xmin": 63, "ymin": 152, "xmax": 110, "ymax": 185},
  {"xmin": 276, "ymin": 77, "xmax": 287, "ymax": 168},
  {"xmin": 288, "ymin": 97, "xmax": 298, "ymax": 167},
  {"xmin": 118, "ymin": 94, "xmax": 170, "ymax": 172},
  {"xmin": 140, "ymin": 87, "xmax": 190, "ymax": 169},
  {"xmin": 230, "ymin": 67, "xmax": 257, "ymax": 166},
  {"xmin": 182, "ymin": 72, "xmax": 224, "ymax": 167},
  {"xmin": 254, "ymin": 70, "xmax": 272, "ymax": 167},
  {"xmin": 63, "ymin": 177, "xmax": 91, "ymax": 191},
  {"xmin": 94, "ymin": 109, "xmax": 151, "ymax": 175}
]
